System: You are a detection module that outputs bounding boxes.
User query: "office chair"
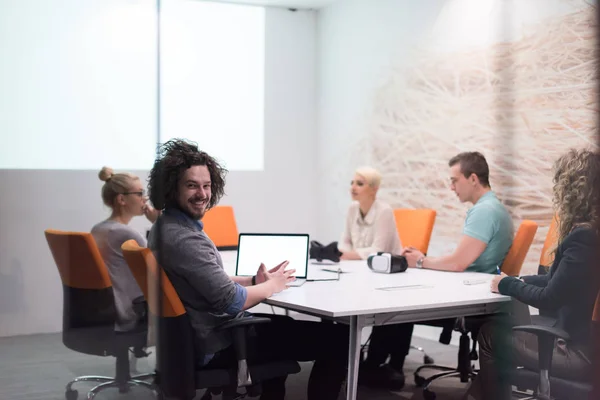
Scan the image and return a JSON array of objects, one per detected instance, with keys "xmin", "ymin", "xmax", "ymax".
[
  {"xmin": 393, "ymin": 209, "xmax": 437, "ymax": 255},
  {"xmin": 414, "ymin": 220, "xmax": 538, "ymax": 400},
  {"xmin": 509, "ymin": 291, "xmax": 599, "ymax": 400},
  {"xmin": 44, "ymin": 230, "xmax": 155, "ymax": 400},
  {"xmin": 530, "ymin": 217, "xmax": 559, "ymax": 340},
  {"xmin": 202, "ymin": 205, "xmax": 240, "ymax": 250},
  {"xmin": 539, "ymin": 215, "xmax": 559, "ymax": 269},
  {"xmin": 121, "ymin": 240, "xmax": 301, "ymax": 400},
  {"xmin": 393, "ymin": 209, "xmax": 441, "ymax": 364}
]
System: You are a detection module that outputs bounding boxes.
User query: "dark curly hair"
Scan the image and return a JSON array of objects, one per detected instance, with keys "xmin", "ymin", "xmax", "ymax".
[
  {"xmin": 552, "ymin": 148, "xmax": 600, "ymax": 247},
  {"xmin": 148, "ymin": 139, "xmax": 227, "ymax": 210}
]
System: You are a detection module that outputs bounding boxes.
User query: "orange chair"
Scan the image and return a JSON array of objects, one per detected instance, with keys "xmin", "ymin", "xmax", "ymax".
[
  {"xmin": 539, "ymin": 216, "xmax": 559, "ymax": 268},
  {"xmin": 414, "ymin": 219, "xmax": 539, "ymax": 397},
  {"xmin": 393, "ymin": 209, "xmax": 437, "ymax": 254},
  {"xmin": 121, "ymin": 240, "xmax": 300, "ymax": 400},
  {"xmin": 500, "ymin": 220, "xmax": 539, "ymax": 277},
  {"xmin": 393, "ymin": 209, "xmax": 438, "ymax": 364},
  {"xmin": 44, "ymin": 230, "xmax": 154, "ymax": 400},
  {"xmin": 202, "ymin": 205, "xmax": 239, "ymax": 250}
]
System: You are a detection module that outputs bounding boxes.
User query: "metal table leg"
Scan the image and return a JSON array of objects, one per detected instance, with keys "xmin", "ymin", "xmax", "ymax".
[{"xmin": 346, "ymin": 315, "xmax": 364, "ymax": 400}]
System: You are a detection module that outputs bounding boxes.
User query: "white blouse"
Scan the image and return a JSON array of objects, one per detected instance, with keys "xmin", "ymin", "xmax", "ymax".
[{"xmin": 338, "ymin": 199, "xmax": 403, "ymax": 260}]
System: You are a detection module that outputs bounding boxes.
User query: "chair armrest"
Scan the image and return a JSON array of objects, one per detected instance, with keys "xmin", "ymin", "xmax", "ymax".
[
  {"xmin": 215, "ymin": 316, "xmax": 272, "ymax": 387},
  {"xmin": 513, "ymin": 324, "xmax": 570, "ymax": 342},
  {"xmin": 513, "ymin": 324, "xmax": 569, "ymax": 375},
  {"xmin": 215, "ymin": 316, "xmax": 271, "ymax": 331}
]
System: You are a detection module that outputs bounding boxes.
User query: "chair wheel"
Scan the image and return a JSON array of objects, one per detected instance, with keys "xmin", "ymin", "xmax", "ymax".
[
  {"xmin": 424, "ymin": 355, "xmax": 435, "ymax": 364},
  {"xmin": 423, "ymin": 388, "xmax": 436, "ymax": 400},
  {"xmin": 65, "ymin": 389, "xmax": 78, "ymax": 400},
  {"xmin": 414, "ymin": 374, "xmax": 426, "ymax": 387}
]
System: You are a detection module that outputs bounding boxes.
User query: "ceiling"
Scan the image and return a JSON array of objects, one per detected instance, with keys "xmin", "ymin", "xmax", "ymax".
[{"xmin": 207, "ymin": 0, "xmax": 339, "ymax": 9}]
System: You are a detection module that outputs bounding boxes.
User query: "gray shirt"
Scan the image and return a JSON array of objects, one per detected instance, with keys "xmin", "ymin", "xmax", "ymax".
[
  {"xmin": 91, "ymin": 220, "xmax": 146, "ymax": 331},
  {"xmin": 148, "ymin": 208, "xmax": 245, "ymax": 356}
]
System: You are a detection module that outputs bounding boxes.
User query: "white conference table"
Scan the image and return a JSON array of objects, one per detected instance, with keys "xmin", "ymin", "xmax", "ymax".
[{"xmin": 220, "ymin": 252, "xmax": 511, "ymax": 400}]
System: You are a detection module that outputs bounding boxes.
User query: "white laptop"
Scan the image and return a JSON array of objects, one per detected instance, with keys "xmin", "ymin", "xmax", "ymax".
[{"xmin": 235, "ymin": 233, "xmax": 309, "ymax": 287}]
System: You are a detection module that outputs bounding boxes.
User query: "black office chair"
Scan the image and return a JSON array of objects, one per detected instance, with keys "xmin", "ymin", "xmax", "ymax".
[
  {"xmin": 122, "ymin": 240, "xmax": 301, "ymax": 400},
  {"xmin": 509, "ymin": 292, "xmax": 600, "ymax": 400},
  {"xmin": 414, "ymin": 316, "xmax": 483, "ymax": 400},
  {"xmin": 509, "ymin": 324, "xmax": 592, "ymax": 400},
  {"xmin": 45, "ymin": 230, "xmax": 155, "ymax": 400},
  {"xmin": 414, "ymin": 221, "xmax": 539, "ymax": 399}
]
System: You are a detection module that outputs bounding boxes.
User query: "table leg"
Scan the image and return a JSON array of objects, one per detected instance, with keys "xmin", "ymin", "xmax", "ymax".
[{"xmin": 346, "ymin": 315, "xmax": 363, "ymax": 400}]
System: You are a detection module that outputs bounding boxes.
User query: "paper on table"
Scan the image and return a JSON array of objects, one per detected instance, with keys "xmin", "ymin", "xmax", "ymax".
[
  {"xmin": 376, "ymin": 284, "xmax": 432, "ymax": 291},
  {"xmin": 307, "ymin": 267, "xmax": 341, "ymax": 281}
]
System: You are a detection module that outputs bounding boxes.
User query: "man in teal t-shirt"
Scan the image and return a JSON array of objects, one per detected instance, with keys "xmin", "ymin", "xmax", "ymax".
[
  {"xmin": 359, "ymin": 152, "xmax": 513, "ymax": 390},
  {"xmin": 403, "ymin": 151, "xmax": 514, "ymax": 273},
  {"xmin": 463, "ymin": 190, "xmax": 514, "ymax": 273},
  {"xmin": 359, "ymin": 151, "xmax": 515, "ymax": 390}
]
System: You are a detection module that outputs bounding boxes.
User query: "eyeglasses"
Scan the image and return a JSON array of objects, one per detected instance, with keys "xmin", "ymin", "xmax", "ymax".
[{"xmin": 122, "ymin": 190, "xmax": 145, "ymax": 197}]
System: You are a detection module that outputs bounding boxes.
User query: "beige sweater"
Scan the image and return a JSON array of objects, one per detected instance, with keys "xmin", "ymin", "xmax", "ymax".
[{"xmin": 339, "ymin": 199, "xmax": 403, "ymax": 259}]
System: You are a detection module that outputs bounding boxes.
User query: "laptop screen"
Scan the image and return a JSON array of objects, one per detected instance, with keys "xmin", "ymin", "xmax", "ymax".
[{"xmin": 235, "ymin": 233, "xmax": 309, "ymax": 279}]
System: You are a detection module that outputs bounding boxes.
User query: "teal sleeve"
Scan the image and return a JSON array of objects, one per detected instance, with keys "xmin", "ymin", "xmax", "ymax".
[{"xmin": 463, "ymin": 206, "xmax": 495, "ymax": 243}]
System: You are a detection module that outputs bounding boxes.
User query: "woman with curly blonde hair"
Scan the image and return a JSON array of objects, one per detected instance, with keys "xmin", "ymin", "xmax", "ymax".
[{"xmin": 465, "ymin": 148, "xmax": 600, "ymax": 400}]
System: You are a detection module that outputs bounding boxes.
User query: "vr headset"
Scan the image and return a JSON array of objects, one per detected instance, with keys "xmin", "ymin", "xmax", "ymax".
[
  {"xmin": 309, "ymin": 241, "xmax": 342, "ymax": 263},
  {"xmin": 367, "ymin": 252, "xmax": 408, "ymax": 274}
]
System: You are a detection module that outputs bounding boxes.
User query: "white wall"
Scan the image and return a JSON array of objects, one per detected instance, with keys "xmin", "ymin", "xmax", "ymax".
[
  {"xmin": 0, "ymin": 6, "xmax": 316, "ymax": 337},
  {"xmin": 315, "ymin": 0, "xmax": 446, "ymax": 244},
  {"xmin": 315, "ymin": 0, "xmax": 589, "ymax": 344},
  {"xmin": 315, "ymin": 0, "xmax": 594, "ymax": 258},
  {"xmin": 315, "ymin": 0, "xmax": 460, "ymax": 345}
]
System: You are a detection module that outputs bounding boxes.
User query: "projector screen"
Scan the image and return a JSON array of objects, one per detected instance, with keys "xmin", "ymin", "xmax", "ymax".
[{"xmin": 0, "ymin": 0, "xmax": 265, "ymax": 171}]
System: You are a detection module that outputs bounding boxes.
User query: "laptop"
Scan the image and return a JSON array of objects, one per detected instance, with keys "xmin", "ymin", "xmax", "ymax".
[{"xmin": 235, "ymin": 233, "xmax": 309, "ymax": 287}]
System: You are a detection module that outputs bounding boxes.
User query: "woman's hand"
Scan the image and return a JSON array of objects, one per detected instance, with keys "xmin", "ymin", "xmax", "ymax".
[
  {"xmin": 490, "ymin": 272, "xmax": 508, "ymax": 293},
  {"xmin": 143, "ymin": 204, "xmax": 161, "ymax": 223}
]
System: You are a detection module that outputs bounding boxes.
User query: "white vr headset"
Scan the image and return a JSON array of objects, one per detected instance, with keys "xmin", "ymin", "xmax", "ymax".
[{"xmin": 367, "ymin": 252, "xmax": 409, "ymax": 274}]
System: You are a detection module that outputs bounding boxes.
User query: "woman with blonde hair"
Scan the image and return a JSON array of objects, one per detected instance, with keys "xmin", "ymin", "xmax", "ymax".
[
  {"xmin": 338, "ymin": 166, "xmax": 402, "ymax": 260},
  {"xmin": 467, "ymin": 148, "xmax": 600, "ymax": 400},
  {"xmin": 336, "ymin": 166, "xmax": 407, "ymax": 389},
  {"xmin": 91, "ymin": 166, "xmax": 160, "ymax": 333}
]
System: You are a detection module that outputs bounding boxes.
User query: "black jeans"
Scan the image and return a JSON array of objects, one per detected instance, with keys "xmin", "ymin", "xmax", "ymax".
[
  {"xmin": 206, "ymin": 314, "xmax": 349, "ymax": 400},
  {"xmin": 365, "ymin": 318, "xmax": 456, "ymax": 371}
]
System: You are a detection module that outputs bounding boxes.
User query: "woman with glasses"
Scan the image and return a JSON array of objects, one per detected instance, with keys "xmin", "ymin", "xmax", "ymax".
[{"xmin": 91, "ymin": 166, "xmax": 160, "ymax": 333}]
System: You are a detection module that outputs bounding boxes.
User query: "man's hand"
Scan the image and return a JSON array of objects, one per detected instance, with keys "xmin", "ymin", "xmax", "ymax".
[
  {"xmin": 403, "ymin": 248, "xmax": 424, "ymax": 268},
  {"xmin": 269, "ymin": 265, "xmax": 296, "ymax": 293},
  {"xmin": 490, "ymin": 272, "xmax": 508, "ymax": 293},
  {"xmin": 255, "ymin": 261, "xmax": 289, "ymax": 285}
]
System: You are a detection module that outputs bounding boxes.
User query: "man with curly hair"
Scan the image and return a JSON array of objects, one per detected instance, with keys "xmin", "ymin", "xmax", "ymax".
[{"xmin": 147, "ymin": 139, "xmax": 348, "ymax": 400}]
